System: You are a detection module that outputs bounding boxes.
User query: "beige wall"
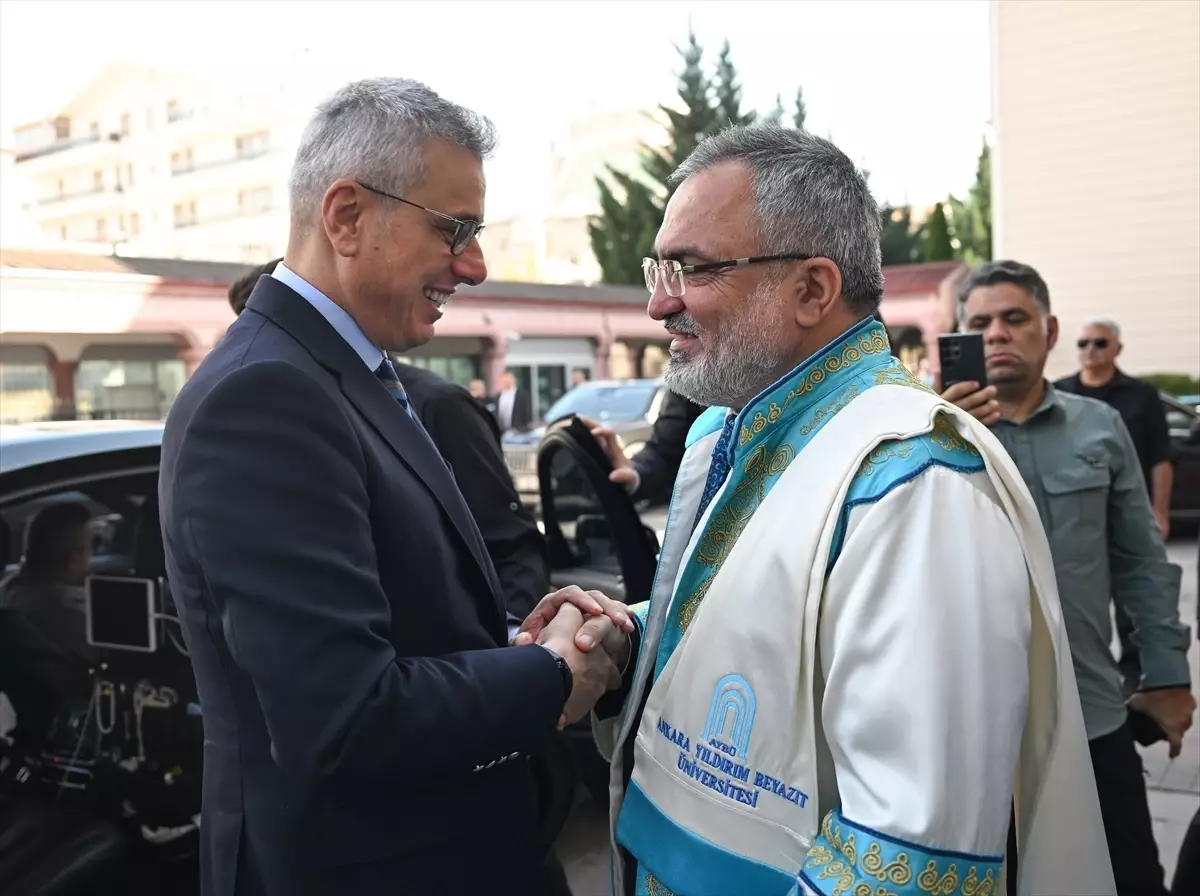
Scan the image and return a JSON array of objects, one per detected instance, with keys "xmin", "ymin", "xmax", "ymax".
[{"xmin": 992, "ymin": 0, "xmax": 1200, "ymax": 380}]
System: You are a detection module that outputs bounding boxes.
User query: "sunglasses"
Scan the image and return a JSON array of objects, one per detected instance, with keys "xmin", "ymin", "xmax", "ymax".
[
  {"xmin": 1077, "ymin": 338, "xmax": 1110, "ymax": 349},
  {"xmin": 355, "ymin": 180, "xmax": 483, "ymax": 256}
]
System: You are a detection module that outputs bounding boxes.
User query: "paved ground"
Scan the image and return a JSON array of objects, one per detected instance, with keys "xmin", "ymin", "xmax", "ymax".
[{"xmin": 557, "ymin": 533, "xmax": 1200, "ymax": 894}]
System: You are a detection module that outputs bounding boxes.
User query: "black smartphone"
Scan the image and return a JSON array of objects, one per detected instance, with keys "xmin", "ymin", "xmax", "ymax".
[{"xmin": 937, "ymin": 332, "xmax": 988, "ymax": 390}]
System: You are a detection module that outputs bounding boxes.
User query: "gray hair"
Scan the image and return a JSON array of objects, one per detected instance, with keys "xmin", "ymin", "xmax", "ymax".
[
  {"xmin": 669, "ymin": 125, "xmax": 884, "ymax": 314},
  {"xmin": 1082, "ymin": 316, "xmax": 1121, "ymax": 341},
  {"xmin": 289, "ymin": 77, "xmax": 497, "ymax": 230},
  {"xmin": 956, "ymin": 259, "xmax": 1052, "ymax": 327}
]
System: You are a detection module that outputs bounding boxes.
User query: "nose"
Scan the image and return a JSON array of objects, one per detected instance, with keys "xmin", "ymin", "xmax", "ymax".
[
  {"xmin": 647, "ymin": 283, "xmax": 684, "ymax": 322},
  {"xmin": 452, "ymin": 238, "xmax": 487, "ymax": 287},
  {"xmin": 982, "ymin": 317, "xmax": 1011, "ymax": 345}
]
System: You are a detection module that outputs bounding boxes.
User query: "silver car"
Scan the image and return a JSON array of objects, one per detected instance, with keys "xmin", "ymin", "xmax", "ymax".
[{"xmin": 503, "ymin": 378, "xmax": 666, "ymax": 506}]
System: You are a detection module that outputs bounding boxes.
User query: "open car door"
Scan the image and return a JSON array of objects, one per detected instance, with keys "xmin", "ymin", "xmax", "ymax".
[{"xmin": 537, "ymin": 417, "xmax": 660, "ymax": 606}]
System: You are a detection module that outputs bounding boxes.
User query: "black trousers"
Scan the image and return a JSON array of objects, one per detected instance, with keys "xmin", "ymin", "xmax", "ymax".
[{"xmin": 1090, "ymin": 722, "xmax": 1168, "ymax": 896}]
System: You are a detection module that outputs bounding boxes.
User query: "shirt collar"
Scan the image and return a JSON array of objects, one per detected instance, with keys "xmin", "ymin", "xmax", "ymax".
[{"xmin": 271, "ymin": 262, "xmax": 384, "ymax": 371}]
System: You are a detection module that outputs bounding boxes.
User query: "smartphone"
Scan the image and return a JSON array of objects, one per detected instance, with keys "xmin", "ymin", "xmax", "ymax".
[{"xmin": 937, "ymin": 332, "xmax": 988, "ymax": 391}]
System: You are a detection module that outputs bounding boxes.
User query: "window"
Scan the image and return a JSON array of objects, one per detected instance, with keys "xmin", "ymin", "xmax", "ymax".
[
  {"xmin": 59, "ymin": 224, "xmax": 68, "ymax": 240},
  {"xmin": 96, "ymin": 218, "xmax": 108, "ymax": 240},
  {"xmin": 166, "ymin": 99, "xmax": 187, "ymax": 123},
  {"xmin": 235, "ymin": 131, "xmax": 269, "ymax": 158},
  {"xmin": 119, "ymin": 214, "xmax": 126, "ymax": 234},
  {"xmin": 92, "ymin": 170, "xmax": 103, "ymax": 191},
  {"xmin": 76, "ymin": 355, "xmax": 187, "ymax": 419},
  {"xmin": 173, "ymin": 201, "xmax": 197, "ymax": 228},
  {"xmin": 130, "ymin": 212, "xmax": 140, "ymax": 236},
  {"xmin": 119, "ymin": 112, "xmax": 130, "ymax": 137},
  {"xmin": 53, "ymin": 116, "xmax": 70, "ymax": 141},
  {"xmin": 56, "ymin": 178, "xmax": 65, "ymax": 197},
  {"xmin": 89, "ymin": 121, "xmax": 100, "ymax": 138},
  {"xmin": 238, "ymin": 186, "xmax": 272, "ymax": 216},
  {"xmin": 126, "ymin": 163, "xmax": 135, "ymax": 187},
  {"xmin": 170, "ymin": 149, "xmax": 193, "ymax": 174},
  {"xmin": 0, "ymin": 357, "xmax": 54, "ymax": 424}
]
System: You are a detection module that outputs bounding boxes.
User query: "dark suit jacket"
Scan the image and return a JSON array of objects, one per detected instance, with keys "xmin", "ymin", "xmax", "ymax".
[
  {"xmin": 395, "ymin": 363, "xmax": 550, "ymax": 620},
  {"xmin": 631, "ymin": 389, "xmax": 705, "ymax": 504},
  {"xmin": 494, "ymin": 387, "xmax": 534, "ymax": 432},
  {"xmin": 158, "ymin": 276, "xmax": 566, "ymax": 896}
]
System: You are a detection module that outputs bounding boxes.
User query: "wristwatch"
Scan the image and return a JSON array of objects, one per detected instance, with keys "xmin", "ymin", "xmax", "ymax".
[{"xmin": 539, "ymin": 644, "xmax": 574, "ymax": 703}]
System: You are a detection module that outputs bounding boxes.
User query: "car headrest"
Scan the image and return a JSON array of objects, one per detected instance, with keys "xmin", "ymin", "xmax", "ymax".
[{"xmin": 131, "ymin": 500, "xmax": 166, "ymax": 579}]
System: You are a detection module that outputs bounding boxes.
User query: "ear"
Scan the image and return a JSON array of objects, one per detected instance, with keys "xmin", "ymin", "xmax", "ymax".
[
  {"xmin": 791, "ymin": 257, "xmax": 843, "ymax": 328},
  {"xmin": 322, "ymin": 178, "xmax": 367, "ymax": 258},
  {"xmin": 1046, "ymin": 314, "xmax": 1060, "ymax": 352},
  {"xmin": 1115, "ymin": 340, "xmax": 1124, "ymax": 358}
]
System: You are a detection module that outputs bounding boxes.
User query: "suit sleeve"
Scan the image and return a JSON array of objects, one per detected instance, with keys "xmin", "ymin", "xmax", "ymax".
[
  {"xmin": 632, "ymin": 391, "xmax": 704, "ymax": 503},
  {"xmin": 799, "ymin": 467, "xmax": 1027, "ymax": 895},
  {"xmin": 420, "ymin": 390, "xmax": 550, "ymax": 620},
  {"xmin": 173, "ymin": 361, "xmax": 565, "ymax": 794}
]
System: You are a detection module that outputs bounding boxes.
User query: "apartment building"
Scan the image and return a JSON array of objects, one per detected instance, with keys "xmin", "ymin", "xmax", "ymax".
[
  {"xmin": 991, "ymin": 0, "xmax": 1200, "ymax": 379},
  {"xmin": 11, "ymin": 61, "xmax": 313, "ymax": 264}
]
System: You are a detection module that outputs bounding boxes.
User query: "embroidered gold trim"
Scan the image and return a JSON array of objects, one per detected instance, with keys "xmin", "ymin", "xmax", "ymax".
[
  {"xmin": 645, "ymin": 872, "xmax": 676, "ymax": 896},
  {"xmin": 917, "ymin": 860, "xmax": 959, "ymax": 894},
  {"xmin": 962, "ymin": 867, "xmax": 996, "ymax": 896},
  {"xmin": 739, "ymin": 328, "xmax": 889, "ymax": 446},
  {"xmin": 929, "ymin": 414, "xmax": 980, "ymax": 456},
  {"xmin": 857, "ymin": 440, "xmax": 917, "ymax": 476},
  {"xmin": 873, "ymin": 364, "xmax": 935, "ymax": 393}
]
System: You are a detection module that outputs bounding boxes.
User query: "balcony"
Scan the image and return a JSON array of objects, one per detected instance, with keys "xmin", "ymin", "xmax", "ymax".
[
  {"xmin": 15, "ymin": 132, "xmax": 122, "ymax": 163},
  {"xmin": 170, "ymin": 148, "xmax": 271, "ymax": 178},
  {"xmin": 37, "ymin": 185, "xmax": 117, "ymax": 206}
]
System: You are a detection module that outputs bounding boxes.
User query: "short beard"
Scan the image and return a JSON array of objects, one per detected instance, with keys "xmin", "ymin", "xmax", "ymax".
[{"xmin": 662, "ymin": 284, "xmax": 791, "ymax": 409}]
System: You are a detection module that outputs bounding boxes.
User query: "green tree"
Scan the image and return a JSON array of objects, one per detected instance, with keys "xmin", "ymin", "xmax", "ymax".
[
  {"xmin": 714, "ymin": 39, "xmax": 755, "ymax": 128},
  {"xmin": 793, "ymin": 86, "xmax": 807, "ymax": 131},
  {"xmin": 923, "ymin": 202, "xmax": 955, "ymax": 262},
  {"xmin": 587, "ymin": 168, "xmax": 661, "ymax": 286},
  {"xmin": 879, "ymin": 204, "xmax": 924, "ymax": 266},
  {"xmin": 641, "ymin": 29, "xmax": 720, "ymax": 192},
  {"xmin": 764, "ymin": 92, "xmax": 786, "ymax": 126},
  {"xmin": 948, "ymin": 140, "xmax": 992, "ymax": 263}
]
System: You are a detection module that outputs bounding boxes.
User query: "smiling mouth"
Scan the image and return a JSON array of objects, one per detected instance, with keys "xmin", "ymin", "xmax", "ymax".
[{"xmin": 424, "ymin": 288, "xmax": 453, "ymax": 309}]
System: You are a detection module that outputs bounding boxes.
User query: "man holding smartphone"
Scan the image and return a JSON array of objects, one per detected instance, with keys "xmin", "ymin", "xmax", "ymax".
[{"xmin": 941, "ymin": 259, "xmax": 1194, "ymax": 896}]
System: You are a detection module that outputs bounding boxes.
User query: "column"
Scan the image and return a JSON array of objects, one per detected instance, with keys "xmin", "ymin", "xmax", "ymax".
[
  {"xmin": 50, "ymin": 359, "xmax": 78, "ymax": 420},
  {"xmin": 484, "ymin": 337, "xmax": 507, "ymax": 392},
  {"xmin": 592, "ymin": 335, "xmax": 613, "ymax": 379}
]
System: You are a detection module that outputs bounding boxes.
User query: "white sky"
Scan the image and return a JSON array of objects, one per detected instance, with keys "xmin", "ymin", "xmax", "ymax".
[{"xmin": 0, "ymin": 0, "xmax": 992, "ymax": 217}]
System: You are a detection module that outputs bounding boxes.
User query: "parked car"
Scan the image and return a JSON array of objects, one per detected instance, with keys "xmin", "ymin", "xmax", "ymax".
[
  {"xmin": 1163, "ymin": 392, "xmax": 1200, "ymax": 526},
  {"xmin": 0, "ymin": 416, "xmax": 664, "ymax": 892},
  {"xmin": 503, "ymin": 378, "xmax": 667, "ymax": 506}
]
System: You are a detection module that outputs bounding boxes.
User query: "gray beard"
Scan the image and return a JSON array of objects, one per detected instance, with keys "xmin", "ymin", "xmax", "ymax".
[{"xmin": 661, "ymin": 294, "xmax": 790, "ymax": 409}]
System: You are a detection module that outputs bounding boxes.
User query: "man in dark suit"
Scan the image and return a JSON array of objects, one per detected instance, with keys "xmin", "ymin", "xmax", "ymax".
[
  {"xmin": 159, "ymin": 77, "xmax": 626, "ymax": 896},
  {"xmin": 494, "ymin": 369, "xmax": 534, "ymax": 433},
  {"xmin": 395, "ymin": 364, "xmax": 549, "ymax": 624}
]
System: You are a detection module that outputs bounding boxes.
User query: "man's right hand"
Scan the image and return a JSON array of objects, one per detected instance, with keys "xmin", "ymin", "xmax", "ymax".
[
  {"xmin": 579, "ymin": 416, "xmax": 639, "ymax": 490},
  {"xmin": 538, "ymin": 604, "xmax": 621, "ymax": 729},
  {"xmin": 939, "ymin": 378, "xmax": 1001, "ymax": 426}
]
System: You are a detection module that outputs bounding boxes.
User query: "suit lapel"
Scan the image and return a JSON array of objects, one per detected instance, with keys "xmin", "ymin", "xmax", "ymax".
[{"xmin": 245, "ymin": 277, "xmax": 507, "ymax": 630}]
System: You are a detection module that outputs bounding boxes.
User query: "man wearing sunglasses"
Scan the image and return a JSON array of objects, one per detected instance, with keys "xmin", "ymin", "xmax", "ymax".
[
  {"xmin": 159, "ymin": 77, "xmax": 621, "ymax": 896},
  {"xmin": 1056, "ymin": 318, "xmax": 1174, "ymax": 540},
  {"xmin": 518, "ymin": 127, "xmax": 1112, "ymax": 895}
]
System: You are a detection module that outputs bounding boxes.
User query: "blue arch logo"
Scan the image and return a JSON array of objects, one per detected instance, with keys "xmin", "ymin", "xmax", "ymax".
[{"xmin": 700, "ymin": 674, "xmax": 756, "ymax": 759}]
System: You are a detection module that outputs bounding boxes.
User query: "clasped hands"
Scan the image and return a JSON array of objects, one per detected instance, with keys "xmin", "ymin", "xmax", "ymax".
[{"xmin": 513, "ymin": 586, "xmax": 634, "ymax": 730}]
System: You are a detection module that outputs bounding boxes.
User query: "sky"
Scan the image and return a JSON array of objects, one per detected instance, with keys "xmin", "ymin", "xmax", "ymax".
[{"xmin": 0, "ymin": 0, "xmax": 992, "ymax": 217}]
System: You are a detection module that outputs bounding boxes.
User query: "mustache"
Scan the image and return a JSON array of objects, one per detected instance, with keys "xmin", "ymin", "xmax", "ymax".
[{"xmin": 664, "ymin": 312, "xmax": 702, "ymax": 337}]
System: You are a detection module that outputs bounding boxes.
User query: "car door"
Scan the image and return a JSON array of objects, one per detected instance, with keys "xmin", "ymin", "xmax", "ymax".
[{"xmin": 537, "ymin": 416, "xmax": 660, "ymax": 605}]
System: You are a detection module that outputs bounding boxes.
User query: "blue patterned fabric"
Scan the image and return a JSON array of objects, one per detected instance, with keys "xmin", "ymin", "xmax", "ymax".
[
  {"xmin": 375, "ymin": 359, "xmax": 444, "ymax": 461},
  {"xmin": 691, "ymin": 414, "xmax": 737, "ymax": 532},
  {"xmin": 799, "ymin": 809, "xmax": 1003, "ymax": 896}
]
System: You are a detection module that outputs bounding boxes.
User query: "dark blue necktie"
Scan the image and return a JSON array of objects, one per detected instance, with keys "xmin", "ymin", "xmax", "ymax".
[
  {"xmin": 692, "ymin": 414, "xmax": 737, "ymax": 532},
  {"xmin": 375, "ymin": 358, "xmax": 444, "ymax": 462}
]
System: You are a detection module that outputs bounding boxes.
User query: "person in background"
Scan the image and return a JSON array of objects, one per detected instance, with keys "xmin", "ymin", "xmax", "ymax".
[
  {"xmin": 593, "ymin": 389, "xmax": 704, "ymax": 506},
  {"xmin": 569, "ymin": 367, "xmax": 589, "ymax": 389},
  {"xmin": 1056, "ymin": 317, "xmax": 1173, "ymax": 537},
  {"xmin": 228, "ymin": 257, "xmax": 282, "ymax": 315},
  {"xmin": 468, "ymin": 377, "xmax": 488, "ymax": 400},
  {"xmin": 942, "ymin": 259, "xmax": 1194, "ymax": 896},
  {"xmin": 1055, "ymin": 316, "xmax": 1177, "ymax": 697},
  {"xmin": 0, "ymin": 501, "xmax": 96, "ymax": 662},
  {"xmin": 494, "ymin": 369, "xmax": 533, "ymax": 433}
]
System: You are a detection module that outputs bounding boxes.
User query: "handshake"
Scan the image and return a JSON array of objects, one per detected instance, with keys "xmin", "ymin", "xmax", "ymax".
[{"xmin": 513, "ymin": 586, "xmax": 636, "ymax": 729}]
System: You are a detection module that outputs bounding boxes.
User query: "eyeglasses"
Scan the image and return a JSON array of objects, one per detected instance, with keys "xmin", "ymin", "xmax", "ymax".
[
  {"xmin": 356, "ymin": 180, "xmax": 483, "ymax": 256},
  {"xmin": 1077, "ymin": 338, "xmax": 1110, "ymax": 349},
  {"xmin": 642, "ymin": 254, "xmax": 813, "ymax": 297}
]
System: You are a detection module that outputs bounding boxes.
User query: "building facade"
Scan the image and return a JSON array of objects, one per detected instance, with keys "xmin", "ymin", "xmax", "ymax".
[
  {"xmin": 0, "ymin": 249, "xmax": 963, "ymax": 424},
  {"xmin": 991, "ymin": 0, "xmax": 1200, "ymax": 379}
]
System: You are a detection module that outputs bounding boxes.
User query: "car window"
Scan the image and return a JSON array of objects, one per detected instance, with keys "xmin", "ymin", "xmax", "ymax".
[
  {"xmin": 542, "ymin": 383, "xmax": 660, "ymax": 425},
  {"xmin": 1163, "ymin": 398, "xmax": 1197, "ymax": 435}
]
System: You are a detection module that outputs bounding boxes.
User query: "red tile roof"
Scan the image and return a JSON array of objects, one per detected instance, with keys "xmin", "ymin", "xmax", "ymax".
[{"xmin": 881, "ymin": 261, "xmax": 968, "ymax": 296}]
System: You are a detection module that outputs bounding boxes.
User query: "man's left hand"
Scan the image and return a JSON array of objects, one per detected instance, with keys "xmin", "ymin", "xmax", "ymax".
[
  {"xmin": 1154, "ymin": 509, "xmax": 1170, "ymax": 540},
  {"xmin": 1128, "ymin": 687, "xmax": 1196, "ymax": 758}
]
